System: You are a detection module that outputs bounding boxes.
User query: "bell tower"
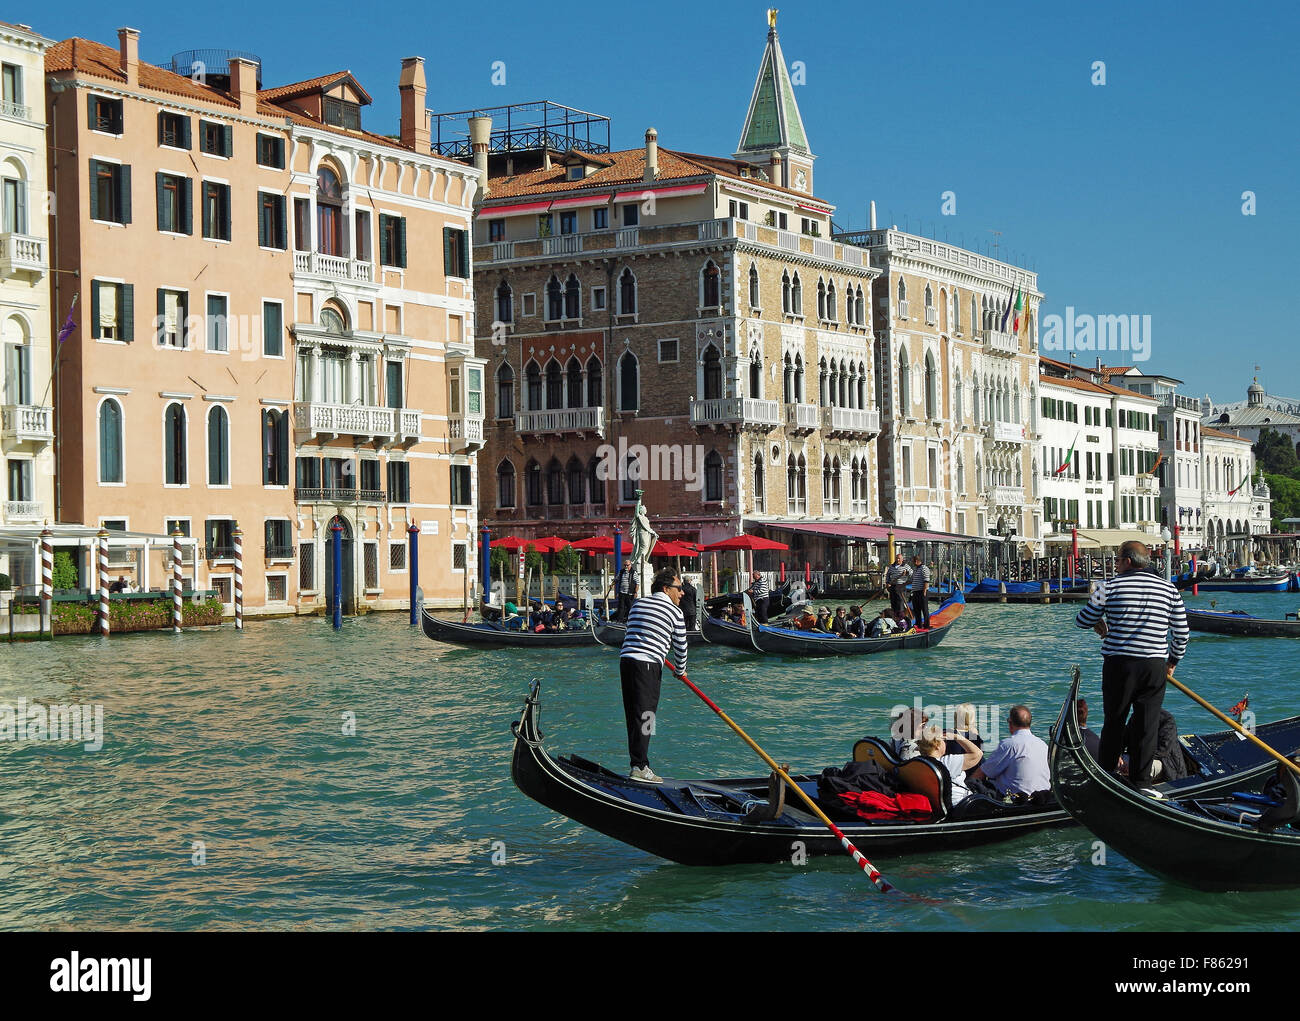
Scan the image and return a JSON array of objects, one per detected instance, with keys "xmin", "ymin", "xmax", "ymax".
[{"xmin": 735, "ymin": 9, "xmax": 815, "ymax": 193}]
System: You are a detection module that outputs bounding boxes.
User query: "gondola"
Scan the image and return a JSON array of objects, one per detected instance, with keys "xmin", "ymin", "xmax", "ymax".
[
  {"xmin": 1186, "ymin": 608, "xmax": 1300, "ymax": 638},
  {"xmin": 1173, "ymin": 568, "xmax": 1292, "ymax": 593},
  {"xmin": 595, "ymin": 621, "xmax": 711, "ymax": 647},
  {"xmin": 420, "ymin": 609, "xmax": 600, "ymax": 648},
  {"xmin": 744, "ymin": 593, "xmax": 965, "ymax": 656},
  {"xmin": 510, "ymin": 679, "xmax": 1300, "ymax": 866},
  {"xmin": 1051, "ymin": 670, "xmax": 1300, "ymax": 890},
  {"xmin": 700, "ymin": 614, "xmax": 759, "ymax": 649}
]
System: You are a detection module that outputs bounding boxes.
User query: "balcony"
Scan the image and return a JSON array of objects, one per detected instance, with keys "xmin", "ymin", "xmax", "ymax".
[
  {"xmin": 293, "ymin": 403, "xmax": 421, "ymax": 444},
  {"xmin": 1, "ymin": 404, "xmax": 54, "ymax": 451},
  {"xmin": 897, "ymin": 300, "xmax": 909, "ymax": 320},
  {"xmin": 821, "ymin": 406, "xmax": 881, "ymax": 437},
  {"xmin": 294, "ymin": 488, "xmax": 387, "ymax": 504},
  {"xmin": 991, "ymin": 421, "xmax": 1026, "ymax": 444},
  {"xmin": 449, "ymin": 414, "xmax": 485, "ymax": 451},
  {"xmin": 1136, "ymin": 475, "xmax": 1157, "ymax": 492},
  {"xmin": 992, "ymin": 485, "xmax": 1024, "ymax": 505},
  {"xmin": 265, "ymin": 546, "xmax": 296, "ymax": 561},
  {"xmin": 982, "ymin": 329, "xmax": 1019, "ymax": 356},
  {"xmin": 4, "ymin": 500, "xmax": 43, "ymax": 522},
  {"xmin": 690, "ymin": 397, "xmax": 780, "ymax": 431},
  {"xmin": 784, "ymin": 403, "xmax": 819, "ymax": 434},
  {"xmin": 0, "ymin": 233, "xmax": 47, "ymax": 278},
  {"xmin": 1160, "ymin": 393, "xmax": 1202, "ymax": 412},
  {"xmin": 515, "ymin": 407, "xmax": 605, "ymax": 439},
  {"xmin": 1, "ymin": 100, "xmax": 31, "ymax": 120},
  {"xmin": 292, "ymin": 251, "xmax": 377, "ymax": 286},
  {"xmin": 924, "ymin": 305, "xmax": 937, "ymax": 325}
]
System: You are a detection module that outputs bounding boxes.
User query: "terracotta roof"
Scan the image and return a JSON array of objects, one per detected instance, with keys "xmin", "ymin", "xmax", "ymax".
[
  {"xmin": 1038, "ymin": 373, "xmax": 1155, "ymax": 402},
  {"xmin": 1202, "ymin": 426, "xmax": 1251, "ymax": 443},
  {"xmin": 259, "ymin": 70, "xmax": 372, "ymax": 106},
  {"xmin": 1039, "ymin": 354, "xmax": 1079, "ymax": 375},
  {"xmin": 484, "ymin": 145, "xmax": 830, "ymax": 205},
  {"xmin": 1097, "ymin": 365, "xmax": 1137, "ymax": 378}
]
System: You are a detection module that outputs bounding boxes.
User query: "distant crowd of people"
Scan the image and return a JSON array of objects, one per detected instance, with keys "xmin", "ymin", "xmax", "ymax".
[{"xmin": 718, "ymin": 598, "xmax": 928, "ymax": 638}]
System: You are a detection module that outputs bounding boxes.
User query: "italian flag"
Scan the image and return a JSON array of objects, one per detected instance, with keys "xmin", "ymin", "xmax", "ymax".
[
  {"xmin": 1228, "ymin": 472, "xmax": 1250, "ymax": 496},
  {"xmin": 1053, "ymin": 433, "xmax": 1079, "ymax": 476},
  {"xmin": 1012, "ymin": 286, "xmax": 1024, "ymax": 333}
]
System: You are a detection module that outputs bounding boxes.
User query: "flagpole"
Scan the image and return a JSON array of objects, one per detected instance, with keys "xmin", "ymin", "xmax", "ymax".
[{"xmin": 40, "ymin": 294, "xmax": 78, "ymax": 408}]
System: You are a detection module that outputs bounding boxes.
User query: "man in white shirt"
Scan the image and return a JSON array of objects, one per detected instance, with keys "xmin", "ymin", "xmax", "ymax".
[{"xmin": 972, "ymin": 705, "xmax": 1051, "ymax": 796}]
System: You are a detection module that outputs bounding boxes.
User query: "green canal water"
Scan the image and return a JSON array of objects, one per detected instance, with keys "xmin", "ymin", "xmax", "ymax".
[{"xmin": 2, "ymin": 591, "xmax": 1299, "ymax": 931}]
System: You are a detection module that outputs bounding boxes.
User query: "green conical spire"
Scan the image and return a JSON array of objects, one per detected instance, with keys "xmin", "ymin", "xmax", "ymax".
[{"xmin": 736, "ymin": 13, "xmax": 811, "ymax": 156}]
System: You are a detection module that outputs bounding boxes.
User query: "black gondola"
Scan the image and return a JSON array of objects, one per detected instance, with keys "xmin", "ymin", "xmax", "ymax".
[
  {"xmin": 421, "ymin": 609, "xmax": 600, "ymax": 648},
  {"xmin": 595, "ymin": 621, "xmax": 710, "ymax": 647},
  {"xmin": 1185, "ymin": 608, "xmax": 1300, "ymax": 638},
  {"xmin": 744, "ymin": 594, "xmax": 965, "ymax": 657},
  {"xmin": 510, "ymin": 680, "xmax": 1300, "ymax": 866},
  {"xmin": 1051, "ymin": 670, "xmax": 1300, "ymax": 890},
  {"xmin": 699, "ymin": 614, "xmax": 753, "ymax": 649}
]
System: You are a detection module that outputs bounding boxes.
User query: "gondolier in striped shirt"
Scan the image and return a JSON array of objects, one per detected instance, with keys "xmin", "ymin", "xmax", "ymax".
[
  {"xmin": 745, "ymin": 570, "xmax": 770, "ymax": 623},
  {"xmin": 619, "ymin": 568, "xmax": 689, "ymax": 784},
  {"xmin": 1075, "ymin": 540, "xmax": 1189, "ymax": 792},
  {"xmin": 884, "ymin": 554, "xmax": 912, "ymax": 618}
]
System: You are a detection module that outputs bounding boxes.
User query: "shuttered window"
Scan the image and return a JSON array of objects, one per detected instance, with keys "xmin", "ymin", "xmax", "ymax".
[
  {"xmin": 202, "ymin": 181, "xmax": 230, "ymax": 241},
  {"xmin": 198, "ymin": 120, "xmax": 233, "ymax": 157},
  {"xmin": 87, "ymin": 94, "xmax": 123, "ymax": 134},
  {"xmin": 255, "ymin": 133, "xmax": 285, "ymax": 168},
  {"xmin": 379, "ymin": 214, "xmax": 407, "ymax": 268},
  {"xmin": 258, "ymin": 192, "xmax": 287, "ymax": 249},
  {"xmin": 157, "ymin": 111, "xmax": 191, "ymax": 149},
  {"xmin": 443, "ymin": 227, "xmax": 469, "ymax": 278},
  {"xmin": 89, "ymin": 159, "xmax": 131, "ymax": 224},
  {"xmin": 155, "ymin": 172, "xmax": 192, "ymax": 234},
  {"xmin": 90, "ymin": 281, "xmax": 134, "ymax": 342}
]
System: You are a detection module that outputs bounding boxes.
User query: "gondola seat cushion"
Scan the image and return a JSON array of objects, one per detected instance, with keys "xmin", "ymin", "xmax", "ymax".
[
  {"xmin": 837, "ymin": 790, "xmax": 934, "ymax": 821},
  {"xmin": 895, "ymin": 758, "xmax": 952, "ymax": 821}
]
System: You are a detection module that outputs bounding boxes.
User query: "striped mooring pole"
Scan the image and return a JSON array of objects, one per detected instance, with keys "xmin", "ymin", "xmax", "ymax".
[
  {"xmin": 233, "ymin": 523, "xmax": 244, "ymax": 630},
  {"xmin": 97, "ymin": 528, "xmax": 110, "ymax": 637},
  {"xmin": 40, "ymin": 525, "xmax": 53, "ymax": 638},
  {"xmin": 171, "ymin": 528, "xmax": 184, "ymax": 633}
]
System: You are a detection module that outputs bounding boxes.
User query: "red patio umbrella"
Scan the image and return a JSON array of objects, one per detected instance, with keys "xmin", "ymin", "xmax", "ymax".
[
  {"xmin": 571, "ymin": 536, "xmax": 616, "ymax": 553},
  {"xmin": 652, "ymin": 540, "xmax": 700, "ymax": 557},
  {"xmin": 491, "ymin": 536, "xmax": 533, "ymax": 551},
  {"xmin": 701, "ymin": 535, "xmax": 789, "ymax": 552},
  {"xmin": 532, "ymin": 536, "xmax": 571, "ymax": 553}
]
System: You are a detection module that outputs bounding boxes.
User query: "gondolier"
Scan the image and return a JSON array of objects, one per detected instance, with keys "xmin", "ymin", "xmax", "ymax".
[
  {"xmin": 746, "ymin": 571, "xmax": 770, "ymax": 624},
  {"xmin": 613, "ymin": 562, "xmax": 637, "ymax": 621},
  {"xmin": 885, "ymin": 554, "xmax": 912, "ymax": 618},
  {"xmin": 619, "ymin": 569, "xmax": 689, "ymax": 784},
  {"xmin": 910, "ymin": 555, "xmax": 931, "ymax": 629},
  {"xmin": 1074, "ymin": 540, "xmax": 1189, "ymax": 792}
]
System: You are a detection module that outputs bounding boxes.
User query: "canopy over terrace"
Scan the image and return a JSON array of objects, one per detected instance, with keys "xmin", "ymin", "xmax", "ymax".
[
  {"xmin": 1074, "ymin": 528, "xmax": 1169, "ymax": 550},
  {"xmin": 0, "ymin": 524, "xmax": 200, "ymax": 596},
  {"xmin": 742, "ymin": 519, "xmax": 985, "ymax": 578}
]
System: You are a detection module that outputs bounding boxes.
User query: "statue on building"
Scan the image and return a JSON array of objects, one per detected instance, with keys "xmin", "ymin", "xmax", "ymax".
[{"xmin": 629, "ymin": 490, "xmax": 659, "ymax": 572}]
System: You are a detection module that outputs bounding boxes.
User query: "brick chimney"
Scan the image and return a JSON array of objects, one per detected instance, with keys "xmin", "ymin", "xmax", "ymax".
[
  {"xmin": 117, "ymin": 27, "xmax": 139, "ymax": 87},
  {"xmin": 644, "ymin": 127, "xmax": 658, "ymax": 183},
  {"xmin": 468, "ymin": 116, "xmax": 491, "ymax": 197},
  {"xmin": 769, "ymin": 152, "xmax": 783, "ymax": 187},
  {"xmin": 399, "ymin": 57, "xmax": 430, "ymax": 152},
  {"xmin": 228, "ymin": 57, "xmax": 258, "ymax": 114}
]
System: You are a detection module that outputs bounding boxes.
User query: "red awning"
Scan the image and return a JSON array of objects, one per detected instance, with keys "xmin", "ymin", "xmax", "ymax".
[
  {"xmin": 748, "ymin": 521, "xmax": 980, "ymax": 544},
  {"xmin": 549, "ymin": 193, "xmax": 612, "ymax": 209},
  {"xmin": 482, "ymin": 199, "xmax": 553, "ymax": 217},
  {"xmin": 613, "ymin": 182, "xmax": 709, "ymax": 200}
]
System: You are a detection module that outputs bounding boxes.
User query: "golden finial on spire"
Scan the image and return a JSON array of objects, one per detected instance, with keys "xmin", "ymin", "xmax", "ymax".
[{"xmin": 768, "ymin": 8, "xmax": 778, "ymax": 29}]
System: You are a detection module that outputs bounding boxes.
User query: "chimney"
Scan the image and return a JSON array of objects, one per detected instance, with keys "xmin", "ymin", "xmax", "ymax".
[
  {"xmin": 644, "ymin": 127, "xmax": 658, "ymax": 182},
  {"xmin": 117, "ymin": 27, "xmax": 139, "ymax": 88},
  {"xmin": 468, "ymin": 116, "xmax": 491, "ymax": 197},
  {"xmin": 869, "ymin": 200, "xmax": 877, "ymax": 230},
  {"xmin": 399, "ymin": 57, "xmax": 430, "ymax": 152},
  {"xmin": 770, "ymin": 151, "xmax": 782, "ymax": 187},
  {"xmin": 228, "ymin": 57, "xmax": 258, "ymax": 114}
]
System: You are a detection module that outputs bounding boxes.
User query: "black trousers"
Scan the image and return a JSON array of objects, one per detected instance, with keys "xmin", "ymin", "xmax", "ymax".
[
  {"xmin": 889, "ymin": 586, "xmax": 907, "ymax": 617},
  {"xmin": 911, "ymin": 590, "xmax": 930, "ymax": 628},
  {"xmin": 1098, "ymin": 655, "xmax": 1167, "ymax": 787},
  {"xmin": 616, "ymin": 593, "xmax": 633, "ymax": 621},
  {"xmin": 620, "ymin": 657, "xmax": 662, "ymax": 769},
  {"xmin": 753, "ymin": 596, "xmax": 769, "ymax": 623}
]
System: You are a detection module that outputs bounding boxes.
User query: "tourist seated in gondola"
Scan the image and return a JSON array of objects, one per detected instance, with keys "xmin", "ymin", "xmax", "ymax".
[
  {"xmin": 917, "ymin": 726, "xmax": 983, "ymax": 805},
  {"xmin": 831, "ymin": 607, "xmax": 848, "ymax": 636},
  {"xmin": 502, "ymin": 601, "xmax": 521, "ymax": 628},
  {"xmin": 868, "ymin": 609, "xmax": 898, "ymax": 638},
  {"xmin": 791, "ymin": 605, "xmax": 818, "ymax": 631},
  {"xmin": 816, "ymin": 607, "xmax": 834, "ymax": 633},
  {"xmin": 952, "ymin": 703, "xmax": 984, "ymax": 750},
  {"xmin": 895, "ymin": 604, "xmax": 916, "ymax": 632},
  {"xmin": 891, "ymin": 706, "xmax": 929, "ymax": 760},
  {"xmin": 1116, "ymin": 708, "xmax": 1191, "ymax": 782},
  {"xmin": 845, "ymin": 605, "xmax": 868, "ymax": 638},
  {"xmin": 1076, "ymin": 698, "xmax": 1102, "ymax": 760},
  {"xmin": 970, "ymin": 705, "xmax": 1050, "ymax": 796}
]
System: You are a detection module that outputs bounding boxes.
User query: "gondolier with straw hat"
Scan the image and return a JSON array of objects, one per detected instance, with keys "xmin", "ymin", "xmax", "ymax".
[
  {"xmin": 1075, "ymin": 540, "xmax": 1189, "ymax": 795},
  {"xmin": 619, "ymin": 568, "xmax": 689, "ymax": 784}
]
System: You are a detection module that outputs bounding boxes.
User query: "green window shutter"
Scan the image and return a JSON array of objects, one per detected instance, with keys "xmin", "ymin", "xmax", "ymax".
[
  {"xmin": 90, "ymin": 280, "xmax": 101, "ymax": 339},
  {"xmin": 459, "ymin": 229, "xmax": 469, "ymax": 277},
  {"xmin": 222, "ymin": 124, "xmax": 232, "ymax": 157},
  {"xmin": 277, "ymin": 196, "xmax": 287, "ymax": 250},
  {"xmin": 155, "ymin": 172, "xmax": 167, "ymax": 231},
  {"xmin": 157, "ymin": 110, "xmax": 165, "ymax": 146},
  {"xmin": 442, "ymin": 226, "xmax": 451, "ymax": 275},
  {"xmin": 378, "ymin": 215, "xmax": 389, "ymax": 264},
  {"xmin": 179, "ymin": 292, "xmax": 188, "ymax": 347},
  {"xmin": 181, "ymin": 116, "xmax": 191, "ymax": 150},
  {"xmin": 88, "ymin": 159, "xmax": 100, "ymax": 221},
  {"xmin": 156, "ymin": 288, "xmax": 165, "ymax": 345},
  {"xmin": 182, "ymin": 178, "xmax": 193, "ymax": 235},
  {"xmin": 119, "ymin": 164, "xmax": 132, "ymax": 224},
  {"xmin": 120, "ymin": 284, "xmax": 134, "ymax": 342},
  {"xmin": 257, "ymin": 195, "xmax": 267, "ymax": 247},
  {"xmin": 261, "ymin": 412, "xmax": 271, "ymax": 485},
  {"xmin": 86, "ymin": 93, "xmax": 96, "ymax": 127},
  {"xmin": 222, "ymin": 185, "xmax": 231, "ymax": 241},
  {"xmin": 397, "ymin": 217, "xmax": 407, "ymax": 268},
  {"xmin": 277, "ymin": 414, "xmax": 289, "ymax": 484}
]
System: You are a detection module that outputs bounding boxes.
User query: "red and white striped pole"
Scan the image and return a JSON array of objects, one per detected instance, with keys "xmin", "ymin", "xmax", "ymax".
[
  {"xmin": 97, "ymin": 528, "xmax": 110, "ymax": 637},
  {"xmin": 40, "ymin": 526, "xmax": 53, "ymax": 638},
  {"xmin": 233, "ymin": 523, "xmax": 244, "ymax": 630},
  {"xmin": 171, "ymin": 529, "xmax": 183, "ymax": 633}
]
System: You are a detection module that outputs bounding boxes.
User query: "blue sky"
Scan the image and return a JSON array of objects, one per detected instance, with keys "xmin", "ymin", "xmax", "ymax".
[{"xmin": 39, "ymin": 0, "xmax": 1299, "ymax": 402}]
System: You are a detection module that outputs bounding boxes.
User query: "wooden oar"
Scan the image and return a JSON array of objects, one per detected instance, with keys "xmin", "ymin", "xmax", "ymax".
[
  {"xmin": 665, "ymin": 659, "xmax": 897, "ymax": 894},
  {"xmin": 1168, "ymin": 674, "xmax": 1300, "ymax": 779}
]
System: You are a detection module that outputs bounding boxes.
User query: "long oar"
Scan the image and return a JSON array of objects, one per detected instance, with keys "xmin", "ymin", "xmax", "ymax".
[
  {"xmin": 1168, "ymin": 674, "xmax": 1300, "ymax": 779},
  {"xmin": 665, "ymin": 659, "xmax": 897, "ymax": 894}
]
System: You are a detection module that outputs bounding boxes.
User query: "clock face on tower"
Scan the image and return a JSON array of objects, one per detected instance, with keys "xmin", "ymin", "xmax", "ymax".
[{"xmin": 795, "ymin": 168, "xmax": 807, "ymax": 192}]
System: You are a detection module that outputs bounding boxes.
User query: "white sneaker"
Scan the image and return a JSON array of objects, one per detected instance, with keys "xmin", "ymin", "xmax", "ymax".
[
  {"xmin": 1137, "ymin": 787, "xmax": 1166, "ymax": 800},
  {"xmin": 630, "ymin": 766, "xmax": 663, "ymax": 784}
]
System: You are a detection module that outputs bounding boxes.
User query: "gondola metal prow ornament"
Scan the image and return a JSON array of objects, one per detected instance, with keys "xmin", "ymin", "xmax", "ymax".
[{"xmin": 663, "ymin": 658, "xmax": 898, "ymax": 895}]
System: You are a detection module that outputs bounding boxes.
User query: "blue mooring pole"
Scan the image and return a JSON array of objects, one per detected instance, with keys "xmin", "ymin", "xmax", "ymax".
[
  {"xmin": 613, "ymin": 526, "xmax": 623, "ymax": 576},
  {"xmin": 408, "ymin": 522, "xmax": 419, "ymax": 626},
  {"xmin": 331, "ymin": 522, "xmax": 343, "ymax": 630},
  {"xmin": 480, "ymin": 525, "xmax": 491, "ymax": 611}
]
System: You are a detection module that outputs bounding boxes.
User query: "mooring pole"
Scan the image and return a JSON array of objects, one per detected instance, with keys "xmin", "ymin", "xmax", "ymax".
[
  {"xmin": 97, "ymin": 528, "xmax": 110, "ymax": 637},
  {"xmin": 171, "ymin": 529, "xmax": 183, "ymax": 633},
  {"xmin": 232, "ymin": 522, "xmax": 244, "ymax": 630},
  {"xmin": 408, "ymin": 522, "xmax": 420, "ymax": 626},
  {"xmin": 40, "ymin": 526, "xmax": 53, "ymax": 639},
  {"xmin": 332, "ymin": 521, "xmax": 343, "ymax": 630}
]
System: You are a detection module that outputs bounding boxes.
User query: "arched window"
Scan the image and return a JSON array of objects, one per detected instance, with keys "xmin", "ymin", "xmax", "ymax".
[
  {"xmin": 99, "ymin": 398, "xmax": 123, "ymax": 483},
  {"xmin": 817, "ymin": 277, "xmax": 826, "ymax": 320},
  {"xmin": 546, "ymin": 458, "xmax": 565, "ymax": 505},
  {"xmin": 164, "ymin": 403, "xmax": 187, "ymax": 485},
  {"xmin": 261, "ymin": 408, "xmax": 289, "ymax": 485},
  {"xmin": 753, "ymin": 451, "xmax": 766, "ymax": 512},
  {"xmin": 924, "ymin": 283, "xmax": 934, "ymax": 319},
  {"xmin": 618, "ymin": 268, "xmax": 637, "ymax": 315},
  {"xmin": 545, "ymin": 360, "xmax": 563, "ymax": 409},
  {"xmin": 588, "ymin": 457, "xmax": 602, "ymax": 507},
  {"xmin": 831, "ymin": 456, "xmax": 842, "ymax": 510},
  {"xmin": 704, "ymin": 450, "xmax": 724, "ymax": 502},
  {"xmin": 567, "ymin": 456, "xmax": 585, "ymax": 505},
  {"xmin": 953, "ymin": 367, "xmax": 963, "ymax": 422},
  {"xmin": 564, "ymin": 274, "xmax": 580, "ymax": 319},
  {"xmin": 971, "ymin": 294, "xmax": 979, "ymax": 333},
  {"xmin": 781, "ymin": 270, "xmax": 791, "ymax": 314},
  {"xmin": 783, "ymin": 353, "xmax": 794, "ymax": 403},
  {"xmin": 855, "ymin": 285, "xmax": 865, "ymax": 326},
  {"xmin": 972, "ymin": 372, "xmax": 982, "ymax": 425},
  {"xmin": 586, "ymin": 356, "xmax": 602, "ymax": 407},
  {"xmin": 924, "ymin": 351, "xmax": 938, "ymax": 419},
  {"xmin": 565, "ymin": 357, "xmax": 582, "ymax": 409},
  {"xmin": 951, "ymin": 290, "xmax": 960, "ymax": 332},
  {"xmin": 787, "ymin": 454, "xmax": 798, "ymax": 510},
  {"xmin": 956, "ymin": 456, "xmax": 965, "ymax": 496},
  {"xmin": 749, "ymin": 263, "xmax": 760, "ymax": 308},
  {"xmin": 749, "ymin": 350, "xmax": 762, "ymax": 399},
  {"xmin": 827, "ymin": 279, "xmax": 837, "ymax": 322},
  {"xmin": 857, "ymin": 361, "xmax": 867, "ymax": 409},
  {"xmin": 896, "ymin": 277, "xmax": 907, "ymax": 315},
  {"xmin": 619, "ymin": 351, "xmax": 638, "ymax": 411},
  {"xmin": 497, "ymin": 459, "xmax": 516, "ymax": 508},
  {"xmin": 818, "ymin": 358, "xmax": 829, "ymax": 407},
  {"xmin": 207, "ymin": 405, "xmax": 229, "ymax": 486},
  {"xmin": 702, "ymin": 344, "xmax": 723, "ymax": 400},
  {"xmin": 791, "ymin": 272, "xmax": 802, "ymax": 315},
  {"xmin": 495, "ymin": 281, "xmax": 512, "ymax": 324},
  {"xmin": 898, "ymin": 347, "xmax": 911, "ymax": 416},
  {"xmin": 622, "ymin": 454, "xmax": 639, "ymax": 503},
  {"xmin": 702, "ymin": 260, "xmax": 720, "ymax": 308},
  {"xmin": 546, "ymin": 275, "xmax": 563, "ymax": 321},
  {"xmin": 794, "ymin": 354, "xmax": 805, "ymax": 403},
  {"xmin": 827, "ymin": 359, "xmax": 838, "ymax": 408},
  {"xmin": 822, "ymin": 455, "xmax": 832, "ymax": 504},
  {"xmin": 525, "ymin": 361, "xmax": 542, "ymax": 411},
  {"xmin": 496, "ymin": 363, "xmax": 514, "ymax": 418},
  {"xmin": 316, "ymin": 165, "xmax": 344, "ymax": 256},
  {"xmin": 838, "ymin": 359, "xmax": 848, "ymax": 407},
  {"xmin": 525, "ymin": 459, "xmax": 542, "ymax": 505}
]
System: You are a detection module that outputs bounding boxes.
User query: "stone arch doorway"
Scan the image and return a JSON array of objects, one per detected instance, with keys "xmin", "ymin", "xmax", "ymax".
[{"xmin": 324, "ymin": 514, "xmax": 356, "ymax": 616}]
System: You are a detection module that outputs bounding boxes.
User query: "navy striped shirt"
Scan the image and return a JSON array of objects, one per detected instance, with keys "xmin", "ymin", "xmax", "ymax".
[
  {"xmin": 1075, "ymin": 571, "xmax": 1189, "ymax": 664},
  {"xmin": 621, "ymin": 591, "xmax": 688, "ymax": 671}
]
